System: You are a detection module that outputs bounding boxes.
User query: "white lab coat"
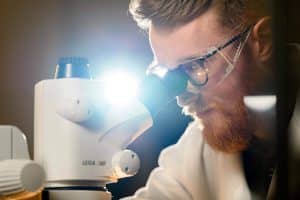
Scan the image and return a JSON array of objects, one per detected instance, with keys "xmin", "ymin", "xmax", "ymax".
[{"xmin": 122, "ymin": 120, "xmax": 252, "ymax": 200}]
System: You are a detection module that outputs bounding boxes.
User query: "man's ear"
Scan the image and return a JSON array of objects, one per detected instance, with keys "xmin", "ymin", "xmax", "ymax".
[{"xmin": 252, "ymin": 16, "xmax": 272, "ymax": 63}]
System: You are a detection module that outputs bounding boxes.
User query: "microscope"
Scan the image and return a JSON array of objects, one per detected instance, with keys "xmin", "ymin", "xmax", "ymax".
[
  {"xmin": 34, "ymin": 57, "xmax": 188, "ymax": 200},
  {"xmin": 0, "ymin": 57, "xmax": 275, "ymax": 200}
]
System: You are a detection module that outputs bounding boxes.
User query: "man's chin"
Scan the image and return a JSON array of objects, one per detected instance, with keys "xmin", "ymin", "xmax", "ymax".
[
  {"xmin": 181, "ymin": 103, "xmax": 252, "ymax": 153},
  {"xmin": 200, "ymin": 107, "xmax": 252, "ymax": 153}
]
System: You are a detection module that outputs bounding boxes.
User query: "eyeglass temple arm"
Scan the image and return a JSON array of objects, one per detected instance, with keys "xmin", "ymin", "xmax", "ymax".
[{"xmin": 203, "ymin": 25, "xmax": 253, "ymax": 60}]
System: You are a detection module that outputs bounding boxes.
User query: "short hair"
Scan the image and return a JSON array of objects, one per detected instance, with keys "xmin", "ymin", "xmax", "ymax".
[{"xmin": 129, "ymin": 0, "xmax": 271, "ymax": 30}]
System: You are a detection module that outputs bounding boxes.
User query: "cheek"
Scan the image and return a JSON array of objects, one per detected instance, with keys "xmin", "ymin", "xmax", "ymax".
[
  {"xmin": 202, "ymin": 56, "xmax": 250, "ymax": 99},
  {"xmin": 202, "ymin": 67, "xmax": 247, "ymax": 101},
  {"xmin": 220, "ymin": 54, "xmax": 253, "ymax": 95}
]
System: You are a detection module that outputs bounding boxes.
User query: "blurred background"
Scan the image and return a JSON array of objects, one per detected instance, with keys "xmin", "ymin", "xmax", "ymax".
[{"xmin": 0, "ymin": 0, "xmax": 299, "ymax": 199}]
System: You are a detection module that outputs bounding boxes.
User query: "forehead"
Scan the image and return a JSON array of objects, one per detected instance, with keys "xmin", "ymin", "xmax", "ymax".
[{"xmin": 149, "ymin": 6, "xmax": 229, "ymax": 68}]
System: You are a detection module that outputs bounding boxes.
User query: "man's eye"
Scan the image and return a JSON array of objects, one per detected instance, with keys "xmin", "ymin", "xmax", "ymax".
[
  {"xmin": 187, "ymin": 61, "xmax": 203, "ymax": 71},
  {"xmin": 182, "ymin": 61, "xmax": 200, "ymax": 72}
]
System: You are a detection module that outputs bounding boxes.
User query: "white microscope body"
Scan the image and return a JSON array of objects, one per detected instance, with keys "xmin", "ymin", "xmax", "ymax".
[{"xmin": 34, "ymin": 58, "xmax": 153, "ymax": 199}]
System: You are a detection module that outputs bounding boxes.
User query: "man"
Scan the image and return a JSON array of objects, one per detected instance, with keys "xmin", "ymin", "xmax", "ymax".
[{"xmin": 123, "ymin": 0, "xmax": 276, "ymax": 199}]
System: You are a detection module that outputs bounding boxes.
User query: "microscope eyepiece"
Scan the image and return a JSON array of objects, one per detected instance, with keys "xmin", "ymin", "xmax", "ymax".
[
  {"xmin": 139, "ymin": 68, "xmax": 189, "ymax": 118},
  {"xmin": 55, "ymin": 57, "xmax": 91, "ymax": 79}
]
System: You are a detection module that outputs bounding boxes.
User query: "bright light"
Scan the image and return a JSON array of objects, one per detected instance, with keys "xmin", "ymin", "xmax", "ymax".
[
  {"xmin": 101, "ymin": 71, "xmax": 139, "ymax": 106},
  {"xmin": 149, "ymin": 66, "xmax": 168, "ymax": 78},
  {"xmin": 244, "ymin": 95, "xmax": 276, "ymax": 111}
]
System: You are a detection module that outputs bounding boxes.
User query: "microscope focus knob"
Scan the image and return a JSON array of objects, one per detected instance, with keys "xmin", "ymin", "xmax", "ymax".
[
  {"xmin": 56, "ymin": 95, "xmax": 94, "ymax": 123},
  {"xmin": 112, "ymin": 150, "xmax": 140, "ymax": 178},
  {"xmin": 0, "ymin": 159, "xmax": 45, "ymax": 196}
]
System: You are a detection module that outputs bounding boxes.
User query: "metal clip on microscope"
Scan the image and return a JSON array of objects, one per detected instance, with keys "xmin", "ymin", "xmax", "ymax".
[{"xmin": 33, "ymin": 57, "xmax": 189, "ymax": 200}]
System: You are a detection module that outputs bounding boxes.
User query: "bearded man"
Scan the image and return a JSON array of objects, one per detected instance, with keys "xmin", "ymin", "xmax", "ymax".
[{"xmin": 122, "ymin": 0, "xmax": 276, "ymax": 199}]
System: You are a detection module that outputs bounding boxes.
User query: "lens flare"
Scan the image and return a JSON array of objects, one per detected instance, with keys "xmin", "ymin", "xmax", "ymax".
[{"xmin": 102, "ymin": 71, "xmax": 139, "ymax": 106}]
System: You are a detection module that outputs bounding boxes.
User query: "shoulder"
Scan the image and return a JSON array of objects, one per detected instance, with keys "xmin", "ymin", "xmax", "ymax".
[
  {"xmin": 177, "ymin": 119, "xmax": 204, "ymax": 145},
  {"xmin": 163, "ymin": 119, "xmax": 204, "ymax": 151},
  {"xmin": 158, "ymin": 120, "xmax": 205, "ymax": 166}
]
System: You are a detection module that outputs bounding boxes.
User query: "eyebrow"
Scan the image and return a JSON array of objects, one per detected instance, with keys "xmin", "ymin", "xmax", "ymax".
[
  {"xmin": 176, "ymin": 51, "xmax": 207, "ymax": 65},
  {"xmin": 151, "ymin": 52, "xmax": 205, "ymax": 69},
  {"xmin": 177, "ymin": 26, "xmax": 253, "ymax": 65},
  {"xmin": 177, "ymin": 54, "xmax": 203, "ymax": 63}
]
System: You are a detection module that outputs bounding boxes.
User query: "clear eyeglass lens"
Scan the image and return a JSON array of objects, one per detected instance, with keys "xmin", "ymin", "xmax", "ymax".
[
  {"xmin": 149, "ymin": 40, "xmax": 240, "ymax": 87},
  {"xmin": 183, "ymin": 61, "xmax": 208, "ymax": 85},
  {"xmin": 182, "ymin": 49, "xmax": 234, "ymax": 87}
]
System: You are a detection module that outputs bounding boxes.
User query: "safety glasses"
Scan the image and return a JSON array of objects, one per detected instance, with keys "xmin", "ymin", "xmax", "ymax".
[{"xmin": 147, "ymin": 25, "xmax": 253, "ymax": 88}]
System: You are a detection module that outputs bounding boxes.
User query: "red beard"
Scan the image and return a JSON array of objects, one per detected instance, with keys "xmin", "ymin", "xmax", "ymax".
[
  {"xmin": 200, "ymin": 99, "xmax": 252, "ymax": 153},
  {"xmin": 178, "ymin": 92, "xmax": 253, "ymax": 153}
]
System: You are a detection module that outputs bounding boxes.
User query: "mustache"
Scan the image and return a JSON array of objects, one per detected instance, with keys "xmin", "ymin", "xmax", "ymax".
[
  {"xmin": 177, "ymin": 88, "xmax": 228, "ymax": 118},
  {"xmin": 177, "ymin": 91, "xmax": 208, "ymax": 107},
  {"xmin": 177, "ymin": 81, "xmax": 209, "ymax": 108},
  {"xmin": 177, "ymin": 91, "xmax": 199, "ymax": 107},
  {"xmin": 177, "ymin": 91, "xmax": 210, "ymax": 117}
]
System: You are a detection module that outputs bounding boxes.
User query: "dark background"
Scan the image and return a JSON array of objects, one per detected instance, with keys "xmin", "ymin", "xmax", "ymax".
[{"xmin": 0, "ymin": 0, "xmax": 299, "ymax": 199}]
